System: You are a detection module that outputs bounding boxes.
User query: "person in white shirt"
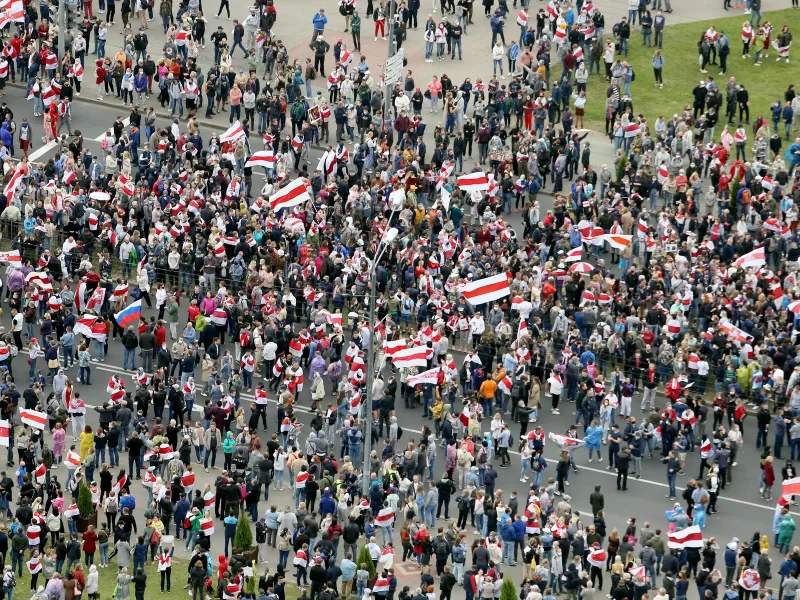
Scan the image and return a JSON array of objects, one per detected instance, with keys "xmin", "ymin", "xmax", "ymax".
[
  {"xmin": 492, "ymin": 42, "xmax": 505, "ymax": 78},
  {"xmin": 469, "ymin": 314, "xmax": 485, "ymax": 349}
]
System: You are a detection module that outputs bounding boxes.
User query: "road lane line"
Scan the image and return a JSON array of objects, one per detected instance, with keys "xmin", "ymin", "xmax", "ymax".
[
  {"xmin": 28, "ymin": 140, "xmax": 59, "ymax": 162},
  {"xmin": 17, "ymin": 352, "xmax": 781, "ymax": 514},
  {"xmin": 93, "ymin": 118, "xmax": 130, "ymax": 142}
]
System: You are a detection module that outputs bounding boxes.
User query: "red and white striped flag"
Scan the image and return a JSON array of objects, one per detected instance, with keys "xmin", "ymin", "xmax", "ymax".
[
  {"xmin": 457, "ymin": 171, "xmax": 490, "ymax": 192},
  {"xmin": 20, "ymin": 409, "xmax": 47, "ymax": 430},
  {"xmin": 391, "ymin": 346, "xmax": 430, "ymax": 369},
  {"xmin": 269, "ymin": 178, "xmax": 311, "ymax": 212},
  {"xmin": 220, "ymin": 120, "xmax": 245, "ymax": 143},
  {"xmin": 460, "ymin": 273, "xmax": 510, "ymax": 306},
  {"xmin": 667, "ymin": 525, "xmax": 704, "ymax": 548},
  {"xmin": 735, "ymin": 247, "xmax": 766, "ymax": 269}
]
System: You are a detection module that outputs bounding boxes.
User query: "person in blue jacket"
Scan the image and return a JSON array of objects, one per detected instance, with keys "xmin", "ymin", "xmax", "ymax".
[
  {"xmin": 500, "ymin": 519, "xmax": 517, "ymax": 566},
  {"xmin": 512, "ymin": 515, "xmax": 527, "ymax": 563},
  {"xmin": 319, "ymin": 489, "xmax": 335, "ymax": 518},
  {"xmin": 585, "ymin": 421, "xmax": 603, "ymax": 461},
  {"xmin": 312, "ymin": 9, "xmax": 328, "ymax": 39}
]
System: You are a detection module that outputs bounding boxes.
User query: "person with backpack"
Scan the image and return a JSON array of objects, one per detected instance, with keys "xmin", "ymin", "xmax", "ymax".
[{"xmin": 433, "ymin": 531, "xmax": 451, "ymax": 576}]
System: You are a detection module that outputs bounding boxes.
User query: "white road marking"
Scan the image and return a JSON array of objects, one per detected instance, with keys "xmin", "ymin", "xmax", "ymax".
[
  {"xmin": 14, "ymin": 352, "xmax": 781, "ymax": 514},
  {"xmin": 28, "ymin": 140, "xmax": 59, "ymax": 162},
  {"xmin": 93, "ymin": 118, "xmax": 130, "ymax": 142}
]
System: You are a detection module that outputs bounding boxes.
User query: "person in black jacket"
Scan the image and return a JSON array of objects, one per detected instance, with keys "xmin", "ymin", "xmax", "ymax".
[
  {"xmin": 308, "ymin": 557, "xmax": 327, "ymax": 600},
  {"xmin": 616, "ymin": 446, "xmax": 630, "ymax": 490}
]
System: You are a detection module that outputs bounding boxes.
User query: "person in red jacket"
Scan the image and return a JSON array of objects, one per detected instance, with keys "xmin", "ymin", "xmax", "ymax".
[
  {"xmin": 763, "ymin": 455, "xmax": 776, "ymax": 500},
  {"xmin": 82, "ymin": 525, "xmax": 99, "ymax": 565},
  {"xmin": 95, "ymin": 59, "xmax": 106, "ymax": 101}
]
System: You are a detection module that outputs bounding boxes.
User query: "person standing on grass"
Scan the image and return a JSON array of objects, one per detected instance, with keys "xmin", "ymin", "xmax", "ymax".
[
  {"xmin": 652, "ymin": 50, "xmax": 664, "ymax": 88},
  {"xmin": 719, "ymin": 33, "xmax": 731, "ymax": 73}
]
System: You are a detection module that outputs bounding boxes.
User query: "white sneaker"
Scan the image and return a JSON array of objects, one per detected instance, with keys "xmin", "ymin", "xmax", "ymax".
[
  {"xmin": 778, "ymin": 56, "xmax": 782, "ymax": 61},
  {"xmin": 598, "ymin": 457, "xmax": 603, "ymax": 462},
  {"xmin": 375, "ymin": 37, "xmax": 378, "ymax": 41},
  {"xmin": 565, "ymin": 481, "xmax": 570, "ymax": 486},
  {"xmin": 588, "ymin": 458, "xmax": 593, "ymax": 462},
  {"xmin": 787, "ymin": 58, "xmax": 790, "ymax": 63},
  {"xmin": 520, "ymin": 478, "xmax": 527, "ymax": 482}
]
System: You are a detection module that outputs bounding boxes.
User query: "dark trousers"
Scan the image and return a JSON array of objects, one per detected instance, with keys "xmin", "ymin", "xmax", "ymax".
[
  {"xmin": 617, "ymin": 468, "xmax": 628, "ymax": 490},
  {"xmin": 436, "ymin": 495, "xmax": 450, "ymax": 519}
]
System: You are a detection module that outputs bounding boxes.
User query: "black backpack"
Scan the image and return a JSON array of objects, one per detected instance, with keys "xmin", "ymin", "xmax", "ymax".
[{"xmin": 435, "ymin": 540, "xmax": 449, "ymax": 559}]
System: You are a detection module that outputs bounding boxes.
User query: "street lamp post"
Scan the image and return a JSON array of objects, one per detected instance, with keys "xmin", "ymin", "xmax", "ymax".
[
  {"xmin": 361, "ymin": 225, "xmax": 398, "ymax": 497},
  {"xmin": 382, "ymin": 0, "xmax": 396, "ymax": 133}
]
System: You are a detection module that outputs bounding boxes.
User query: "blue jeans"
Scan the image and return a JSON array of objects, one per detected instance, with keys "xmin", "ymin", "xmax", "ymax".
[
  {"xmin": 95, "ymin": 447, "xmax": 106, "ymax": 466},
  {"xmin": 749, "ymin": 8, "xmax": 762, "ymax": 25},
  {"xmin": 493, "ymin": 59, "xmax": 503, "ymax": 75},
  {"xmin": 185, "ymin": 530, "xmax": 198, "ymax": 551},
  {"xmin": 170, "ymin": 98, "xmax": 184, "ymax": 117},
  {"xmin": 123, "ymin": 347, "xmax": 136, "ymax": 369},
  {"xmin": 109, "ymin": 446, "xmax": 119, "ymax": 467},
  {"xmin": 230, "ymin": 105, "xmax": 241, "ymax": 123},
  {"xmin": 295, "ymin": 487, "xmax": 306, "ymax": 508},
  {"xmin": 93, "ymin": 339, "xmax": 104, "ymax": 360},
  {"xmin": 424, "ymin": 504, "xmax": 436, "ymax": 528},
  {"xmin": 425, "ymin": 41, "xmax": 433, "ymax": 60},
  {"xmin": 230, "ymin": 40, "xmax": 247, "ymax": 57},
  {"xmin": 11, "ymin": 550, "xmax": 22, "ymax": 576},
  {"xmin": 451, "ymin": 38, "xmax": 462, "ymax": 58},
  {"xmin": 62, "ymin": 345, "xmax": 73, "ymax": 368},
  {"xmin": 502, "ymin": 542, "xmax": 515, "ymax": 565},
  {"xmin": 381, "ymin": 525, "xmax": 393, "ymax": 545},
  {"xmin": 620, "ymin": 37, "xmax": 629, "ymax": 57}
]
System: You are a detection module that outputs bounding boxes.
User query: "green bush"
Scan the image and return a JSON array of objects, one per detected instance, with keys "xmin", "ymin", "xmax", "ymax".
[
  {"xmin": 234, "ymin": 512, "xmax": 254, "ymax": 549},
  {"xmin": 500, "ymin": 578, "xmax": 517, "ymax": 600},
  {"xmin": 357, "ymin": 544, "xmax": 376, "ymax": 579},
  {"xmin": 77, "ymin": 483, "xmax": 94, "ymax": 518}
]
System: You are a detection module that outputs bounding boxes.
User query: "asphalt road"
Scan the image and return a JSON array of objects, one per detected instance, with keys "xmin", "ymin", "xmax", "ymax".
[{"xmin": 0, "ymin": 82, "xmax": 782, "ymax": 598}]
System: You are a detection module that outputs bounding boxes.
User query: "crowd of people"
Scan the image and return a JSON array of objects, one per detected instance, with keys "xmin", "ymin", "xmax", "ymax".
[{"xmin": 0, "ymin": 0, "xmax": 799, "ymax": 599}]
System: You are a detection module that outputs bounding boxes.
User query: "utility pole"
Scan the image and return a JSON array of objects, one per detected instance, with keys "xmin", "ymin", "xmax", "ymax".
[
  {"xmin": 57, "ymin": 0, "xmax": 66, "ymax": 59},
  {"xmin": 360, "ymin": 224, "xmax": 398, "ymax": 497},
  {"xmin": 382, "ymin": 0, "xmax": 396, "ymax": 132},
  {"xmin": 360, "ymin": 269, "xmax": 378, "ymax": 497}
]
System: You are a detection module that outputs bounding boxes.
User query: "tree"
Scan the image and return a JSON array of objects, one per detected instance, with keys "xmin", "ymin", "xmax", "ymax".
[
  {"xmin": 77, "ymin": 482, "xmax": 94, "ymax": 518},
  {"xmin": 357, "ymin": 544, "xmax": 376, "ymax": 579},
  {"xmin": 499, "ymin": 578, "xmax": 517, "ymax": 600},
  {"xmin": 234, "ymin": 512, "xmax": 254, "ymax": 550}
]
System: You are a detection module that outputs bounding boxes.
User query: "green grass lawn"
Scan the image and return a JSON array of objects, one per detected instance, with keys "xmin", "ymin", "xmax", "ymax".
[
  {"xmin": 582, "ymin": 8, "xmax": 800, "ymax": 130},
  {"xmin": 12, "ymin": 557, "xmax": 300, "ymax": 600}
]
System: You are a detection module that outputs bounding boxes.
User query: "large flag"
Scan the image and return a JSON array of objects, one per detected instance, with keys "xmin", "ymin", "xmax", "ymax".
[
  {"xmin": 114, "ymin": 300, "xmax": 143, "ymax": 329},
  {"xmin": 25, "ymin": 271, "xmax": 52, "ymax": 291},
  {"xmin": 460, "ymin": 273, "xmax": 511, "ymax": 306},
  {"xmin": 391, "ymin": 347, "xmax": 429, "ymax": 369},
  {"xmin": 719, "ymin": 321, "xmax": 754, "ymax": 344},
  {"xmin": 0, "ymin": 250, "xmax": 21, "ymax": 266},
  {"xmin": 602, "ymin": 234, "xmax": 632, "ymax": 250},
  {"xmin": 406, "ymin": 368, "xmax": 441, "ymax": 387},
  {"xmin": 667, "ymin": 526, "xmax": 704, "ymax": 548},
  {"xmin": 245, "ymin": 150, "xmax": 276, "ymax": 168},
  {"xmin": 0, "ymin": 420, "xmax": 9, "ymax": 447},
  {"xmin": 735, "ymin": 247, "xmax": 766, "ymax": 269},
  {"xmin": 20, "ymin": 409, "xmax": 47, "ymax": 430},
  {"xmin": 220, "ymin": 120, "xmax": 246, "ymax": 143},
  {"xmin": 739, "ymin": 569, "xmax": 761, "ymax": 591},
  {"xmin": 457, "ymin": 171, "xmax": 490, "ymax": 192},
  {"xmin": 269, "ymin": 178, "xmax": 311, "ymax": 212}
]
